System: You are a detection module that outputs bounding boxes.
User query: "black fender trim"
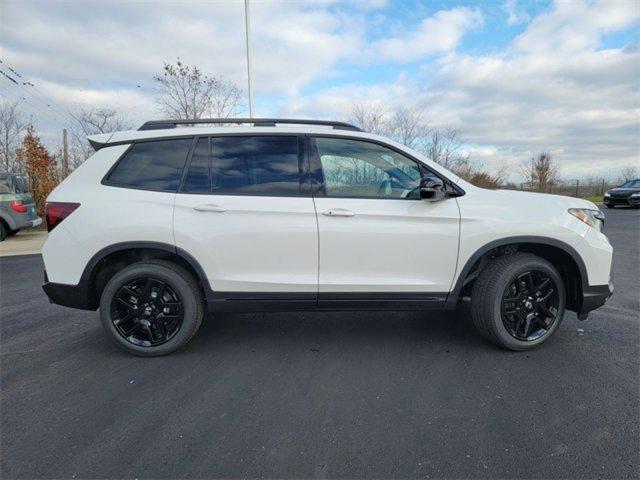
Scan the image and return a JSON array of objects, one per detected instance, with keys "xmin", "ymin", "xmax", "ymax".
[
  {"xmin": 444, "ymin": 236, "xmax": 589, "ymax": 310},
  {"xmin": 43, "ymin": 241, "xmax": 214, "ymax": 310}
]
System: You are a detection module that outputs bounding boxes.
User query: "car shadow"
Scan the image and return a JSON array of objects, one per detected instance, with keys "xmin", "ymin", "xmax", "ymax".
[{"xmin": 182, "ymin": 306, "xmax": 497, "ymax": 355}]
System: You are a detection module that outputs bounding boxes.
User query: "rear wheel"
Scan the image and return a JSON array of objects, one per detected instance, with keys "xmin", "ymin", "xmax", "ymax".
[
  {"xmin": 606, "ymin": 204, "xmax": 614, "ymax": 208},
  {"xmin": 470, "ymin": 253, "xmax": 565, "ymax": 350},
  {"xmin": 0, "ymin": 222, "xmax": 8, "ymax": 242},
  {"xmin": 99, "ymin": 260, "xmax": 204, "ymax": 356}
]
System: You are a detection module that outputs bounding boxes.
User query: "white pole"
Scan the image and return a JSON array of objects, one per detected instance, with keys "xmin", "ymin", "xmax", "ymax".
[{"xmin": 244, "ymin": 0, "xmax": 254, "ymax": 117}]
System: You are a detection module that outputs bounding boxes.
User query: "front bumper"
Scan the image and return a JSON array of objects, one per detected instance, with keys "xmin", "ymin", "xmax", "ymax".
[
  {"xmin": 578, "ymin": 283, "xmax": 614, "ymax": 316},
  {"xmin": 604, "ymin": 196, "xmax": 639, "ymax": 206}
]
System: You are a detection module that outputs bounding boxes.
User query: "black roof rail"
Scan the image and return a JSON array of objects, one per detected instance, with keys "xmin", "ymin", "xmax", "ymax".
[{"xmin": 138, "ymin": 118, "xmax": 362, "ymax": 132}]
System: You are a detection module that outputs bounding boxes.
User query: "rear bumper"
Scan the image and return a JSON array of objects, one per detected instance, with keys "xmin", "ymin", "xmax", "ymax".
[
  {"xmin": 42, "ymin": 271, "xmax": 96, "ymax": 310},
  {"xmin": 12, "ymin": 215, "xmax": 42, "ymax": 229}
]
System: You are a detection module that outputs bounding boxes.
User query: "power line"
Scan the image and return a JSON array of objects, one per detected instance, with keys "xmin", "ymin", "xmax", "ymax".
[
  {"xmin": 0, "ymin": 85, "xmax": 71, "ymax": 132},
  {"xmin": 0, "ymin": 59, "xmax": 80, "ymax": 127}
]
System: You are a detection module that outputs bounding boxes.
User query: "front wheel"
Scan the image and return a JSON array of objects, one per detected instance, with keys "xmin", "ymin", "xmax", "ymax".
[
  {"xmin": 470, "ymin": 253, "xmax": 565, "ymax": 350},
  {"xmin": 99, "ymin": 260, "xmax": 204, "ymax": 356}
]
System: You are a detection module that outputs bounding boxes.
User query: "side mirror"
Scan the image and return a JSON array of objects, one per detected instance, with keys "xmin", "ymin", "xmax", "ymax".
[{"xmin": 420, "ymin": 177, "xmax": 446, "ymax": 201}]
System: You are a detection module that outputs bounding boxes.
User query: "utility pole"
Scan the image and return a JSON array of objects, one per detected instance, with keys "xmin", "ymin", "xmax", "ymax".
[
  {"xmin": 244, "ymin": 0, "xmax": 254, "ymax": 117},
  {"xmin": 62, "ymin": 128, "xmax": 69, "ymax": 177}
]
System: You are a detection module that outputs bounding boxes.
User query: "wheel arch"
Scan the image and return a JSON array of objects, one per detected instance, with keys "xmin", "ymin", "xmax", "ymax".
[
  {"xmin": 446, "ymin": 236, "xmax": 587, "ymax": 312},
  {"xmin": 0, "ymin": 211, "xmax": 17, "ymax": 231},
  {"xmin": 81, "ymin": 241, "xmax": 213, "ymax": 310}
]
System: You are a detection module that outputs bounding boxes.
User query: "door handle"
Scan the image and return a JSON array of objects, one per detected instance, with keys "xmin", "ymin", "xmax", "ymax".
[
  {"xmin": 193, "ymin": 204, "xmax": 226, "ymax": 213},
  {"xmin": 322, "ymin": 208, "xmax": 355, "ymax": 217}
]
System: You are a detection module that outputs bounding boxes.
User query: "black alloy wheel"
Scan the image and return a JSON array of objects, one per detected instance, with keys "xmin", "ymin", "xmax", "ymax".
[
  {"xmin": 501, "ymin": 270, "xmax": 559, "ymax": 341},
  {"xmin": 111, "ymin": 277, "xmax": 184, "ymax": 347}
]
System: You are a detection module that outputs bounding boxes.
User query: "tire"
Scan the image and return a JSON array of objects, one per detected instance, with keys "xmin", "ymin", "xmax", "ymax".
[
  {"xmin": 470, "ymin": 253, "xmax": 566, "ymax": 351},
  {"xmin": 99, "ymin": 260, "xmax": 204, "ymax": 356},
  {"xmin": 7, "ymin": 229, "xmax": 19, "ymax": 236},
  {"xmin": 0, "ymin": 222, "xmax": 8, "ymax": 242},
  {"xmin": 606, "ymin": 204, "xmax": 614, "ymax": 208}
]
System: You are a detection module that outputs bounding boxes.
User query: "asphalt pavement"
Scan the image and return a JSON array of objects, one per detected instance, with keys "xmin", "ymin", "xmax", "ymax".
[{"xmin": 1, "ymin": 208, "xmax": 638, "ymax": 479}]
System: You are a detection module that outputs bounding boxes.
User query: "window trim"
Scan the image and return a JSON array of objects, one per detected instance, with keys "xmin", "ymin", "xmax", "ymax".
[
  {"xmin": 176, "ymin": 133, "xmax": 312, "ymax": 198},
  {"xmin": 308, "ymin": 134, "xmax": 465, "ymax": 201},
  {"xmin": 101, "ymin": 137, "xmax": 197, "ymax": 193}
]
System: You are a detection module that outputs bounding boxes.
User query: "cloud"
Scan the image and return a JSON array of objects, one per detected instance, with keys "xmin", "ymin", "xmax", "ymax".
[
  {"xmin": 371, "ymin": 7, "xmax": 484, "ymax": 62},
  {"xmin": 512, "ymin": 0, "xmax": 640, "ymax": 53},
  {"xmin": 0, "ymin": 0, "xmax": 638, "ymax": 181},
  {"xmin": 503, "ymin": 0, "xmax": 530, "ymax": 26},
  {"xmin": 283, "ymin": 1, "xmax": 640, "ymax": 180}
]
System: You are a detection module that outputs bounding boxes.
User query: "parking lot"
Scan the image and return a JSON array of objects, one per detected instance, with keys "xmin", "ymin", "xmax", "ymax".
[{"xmin": 1, "ymin": 208, "xmax": 638, "ymax": 479}]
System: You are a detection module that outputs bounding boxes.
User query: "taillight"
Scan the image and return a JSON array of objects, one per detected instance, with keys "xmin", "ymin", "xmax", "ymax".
[
  {"xmin": 11, "ymin": 200, "xmax": 27, "ymax": 213},
  {"xmin": 45, "ymin": 202, "xmax": 80, "ymax": 232}
]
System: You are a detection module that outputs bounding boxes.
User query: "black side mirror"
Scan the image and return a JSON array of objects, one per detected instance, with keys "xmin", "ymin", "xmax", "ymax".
[{"xmin": 420, "ymin": 177, "xmax": 446, "ymax": 201}]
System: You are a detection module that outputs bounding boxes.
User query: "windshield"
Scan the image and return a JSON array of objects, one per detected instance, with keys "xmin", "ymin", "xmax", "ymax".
[
  {"xmin": 14, "ymin": 176, "xmax": 28, "ymax": 193},
  {"xmin": 0, "ymin": 175, "xmax": 29, "ymax": 194},
  {"xmin": 0, "ymin": 176, "xmax": 14, "ymax": 194},
  {"xmin": 620, "ymin": 179, "xmax": 640, "ymax": 188}
]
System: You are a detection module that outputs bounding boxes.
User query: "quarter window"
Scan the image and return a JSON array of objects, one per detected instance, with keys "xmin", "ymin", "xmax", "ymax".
[
  {"xmin": 314, "ymin": 137, "xmax": 422, "ymax": 199},
  {"xmin": 106, "ymin": 138, "xmax": 193, "ymax": 192}
]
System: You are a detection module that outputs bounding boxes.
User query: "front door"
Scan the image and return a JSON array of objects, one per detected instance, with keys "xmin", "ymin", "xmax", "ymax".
[
  {"xmin": 310, "ymin": 136, "xmax": 460, "ymax": 308},
  {"xmin": 174, "ymin": 135, "xmax": 318, "ymax": 306}
]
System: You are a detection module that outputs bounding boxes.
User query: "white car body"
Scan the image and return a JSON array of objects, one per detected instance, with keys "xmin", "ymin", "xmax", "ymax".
[{"xmin": 42, "ymin": 120, "xmax": 613, "ymax": 330}]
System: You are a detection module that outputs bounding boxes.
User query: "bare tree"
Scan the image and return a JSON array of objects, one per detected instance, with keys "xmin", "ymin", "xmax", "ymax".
[
  {"xmin": 424, "ymin": 126, "xmax": 468, "ymax": 170},
  {"xmin": 70, "ymin": 107, "xmax": 133, "ymax": 167},
  {"xmin": 346, "ymin": 103, "xmax": 506, "ymax": 188},
  {"xmin": 619, "ymin": 166, "xmax": 639, "ymax": 183},
  {"xmin": 348, "ymin": 101, "xmax": 389, "ymax": 135},
  {"xmin": 0, "ymin": 100, "xmax": 28, "ymax": 172},
  {"xmin": 154, "ymin": 58, "xmax": 243, "ymax": 119},
  {"xmin": 453, "ymin": 159, "xmax": 506, "ymax": 189},
  {"xmin": 520, "ymin": 152, "xmax": 559, "ymax": 191},
  {"xmin": 388, "ymin": 107, "xmax": 430, "ymax": 151},
  {"xmin": 75, "ymin": 108, "xmax": 131, "ymax": 137}
]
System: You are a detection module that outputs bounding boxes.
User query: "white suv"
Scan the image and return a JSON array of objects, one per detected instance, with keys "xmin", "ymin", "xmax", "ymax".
[{"xmin": 42, "ymin": 118, "xmax": 613, "ymax": 356}]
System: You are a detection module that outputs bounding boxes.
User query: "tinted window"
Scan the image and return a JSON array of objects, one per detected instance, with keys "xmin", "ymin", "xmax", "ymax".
[
  {"xmin": 194, "ymin": 136, "xmax": 302, "ymax": 196},
  {"xmin": 620, "ymin": 179, "xmax": 640, "ymax": 188},
  {"xmin": 14, "ymin": 176, "xmax": 28, "ymax": 193},
  {"xmin": 0, "ymin": 176, "xmax": 14, "ymax": 194},
  {"xmin": 106, "ymin": 138, "xmax": 193, "ymax": 192},
  {"xmin": 315, "ymin": 137, "xmax": 422, "ymax": 199},
  {"xmin": 183, "ymin": 138, "xmax": 210, "ymax": 193}
]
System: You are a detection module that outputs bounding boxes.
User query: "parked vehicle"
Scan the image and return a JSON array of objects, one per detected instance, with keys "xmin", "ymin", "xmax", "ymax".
[
  {"xmin": 41, "ymin": 119, "xmax": 614, "ymax": 356},
  {"xmin": 0, "ymin": 172, "xmax": 42, "ymax": 241},
  {"xmin": 604, "ymin": 179, "xmax": 640, "ymax": 208}
]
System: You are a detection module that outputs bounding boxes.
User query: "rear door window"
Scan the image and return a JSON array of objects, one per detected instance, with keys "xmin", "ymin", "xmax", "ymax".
[
  {"xmin": 105, "ymin": 138, "xmax": 193, "ymax": 192},
  {"xmin": 182, "ymin": 136, "xmax": 305, "ymax": 196}
]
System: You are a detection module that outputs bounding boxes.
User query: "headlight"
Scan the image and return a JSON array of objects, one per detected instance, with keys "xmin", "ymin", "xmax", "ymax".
[
  {"xmin": 631, "ymin": 192, "xmax": 640, "ymax": 198},
  {"xmin": 569, "ymin": 208, "xmax": 605, "ymax": 231},
  {"xmin": 604, "ymin": 192, "xmax": 610, "ymax": 197}
]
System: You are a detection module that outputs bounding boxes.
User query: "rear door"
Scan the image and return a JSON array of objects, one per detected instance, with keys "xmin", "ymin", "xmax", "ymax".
[
  {"xmin": 174, "ymin": 135, "xmax": 318, "ymax": 302},
  {"xmin": 309, "ymin": 136, "xmax": 460, "ymax": 307}
]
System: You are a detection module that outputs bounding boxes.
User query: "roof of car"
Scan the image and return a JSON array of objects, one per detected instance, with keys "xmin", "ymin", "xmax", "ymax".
[
  {"xmin": 85, "ymin": 118, "xmax": 468, "ymax": 188},
  {"xmin": 87, "ymin": 118, "xmax": 372, "ymax": 150}
]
